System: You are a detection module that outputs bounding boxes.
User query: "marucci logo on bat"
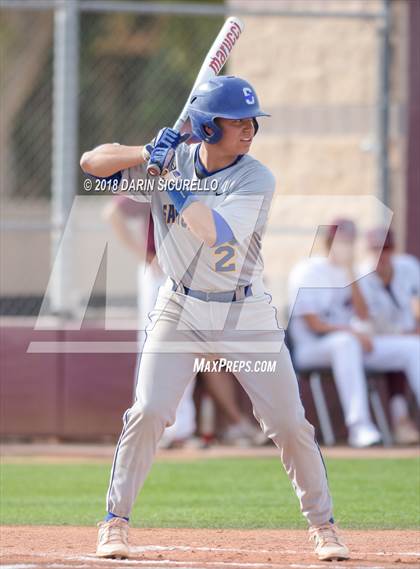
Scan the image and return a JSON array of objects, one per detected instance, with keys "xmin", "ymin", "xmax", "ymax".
[{"xmin": 209, "ymin": 21, "xmax": 242, "ymax": 74}]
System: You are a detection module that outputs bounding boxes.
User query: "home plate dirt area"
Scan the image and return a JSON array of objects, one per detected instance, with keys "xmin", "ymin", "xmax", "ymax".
[{"xmin": 1, "ymin": 527, "xmax": 419, "ymax": 569}]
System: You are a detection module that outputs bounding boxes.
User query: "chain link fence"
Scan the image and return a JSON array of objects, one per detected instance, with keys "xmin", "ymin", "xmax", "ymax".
[
  {"xmin": 1, "ymin": 1, "xmax": 224, "ymax": 317},
  {"xmin": 0, "ymin": 0, "xmax": 394, "ymax": 320}
]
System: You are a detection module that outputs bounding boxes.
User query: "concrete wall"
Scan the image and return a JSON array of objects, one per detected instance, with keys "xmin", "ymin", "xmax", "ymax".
[{"xmin": 228, "ymin": 0, "xmax": 408, "ymax": 313}]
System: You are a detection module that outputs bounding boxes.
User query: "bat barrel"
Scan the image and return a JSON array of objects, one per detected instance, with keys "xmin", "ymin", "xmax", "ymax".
[
  {"xmin": 147, "ymin": 16, "xmax": 244, "ymax": 178},
  {"xmin": 172, "ymin": 16, "xmax": 244, "ymax": 132}
]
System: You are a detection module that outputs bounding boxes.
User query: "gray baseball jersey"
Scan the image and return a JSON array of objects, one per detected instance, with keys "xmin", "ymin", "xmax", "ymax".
[{"xmin": 119, "ymin": 143, "xmax": 275, "ymax": 291}]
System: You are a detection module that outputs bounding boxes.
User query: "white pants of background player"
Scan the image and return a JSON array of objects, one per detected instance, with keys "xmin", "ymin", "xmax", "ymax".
[
  {"xmin": 137, "ymin": 261, "xmax": 196, "ymax": 444},
  {"xmin": 295, "ymin": 332, "xmax": 420, "ymax": 430}
]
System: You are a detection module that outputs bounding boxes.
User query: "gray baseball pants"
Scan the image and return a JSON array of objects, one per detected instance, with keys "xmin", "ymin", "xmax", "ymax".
[{"xmin": 106, "ymin": 278, "xmax": 333, "ymax": 526}]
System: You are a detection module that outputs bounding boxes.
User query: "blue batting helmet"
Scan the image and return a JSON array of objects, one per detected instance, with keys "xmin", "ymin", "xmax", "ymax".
[{"xmin": 187, "ymin": 76, "xmax": 270, "ymax": 144}]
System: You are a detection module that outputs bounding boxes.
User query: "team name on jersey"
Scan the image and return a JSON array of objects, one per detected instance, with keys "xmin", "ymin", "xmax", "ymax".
[{"xmin": 162, "ymin": 204, "xmax": 188, "ymax": 227}]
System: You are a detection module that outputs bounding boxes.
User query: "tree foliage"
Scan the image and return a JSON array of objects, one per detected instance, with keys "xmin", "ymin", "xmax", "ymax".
[{"xmin": 2, "ymin": 3, "xmax": 223, "ymax": 198}]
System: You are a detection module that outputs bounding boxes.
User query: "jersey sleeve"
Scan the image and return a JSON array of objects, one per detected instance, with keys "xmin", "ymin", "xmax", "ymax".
[
  {"xmin": 213, "ymin": 166, "xmax": 275, "ymax": 244},
  {"xmin": 82, "ymin": 142, "xmax": 154, "ymax": 203}
]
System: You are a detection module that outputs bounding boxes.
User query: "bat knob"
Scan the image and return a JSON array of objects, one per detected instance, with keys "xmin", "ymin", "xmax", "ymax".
[{"xmin": 147, "ymin": 163, "xmax": 161, "ymax": 177}]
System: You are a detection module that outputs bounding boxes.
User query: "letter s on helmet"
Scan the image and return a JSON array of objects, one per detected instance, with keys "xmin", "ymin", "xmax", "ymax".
[{"xmin": 187, "ymin": 76, "xmax": 270, "ymax": 144}]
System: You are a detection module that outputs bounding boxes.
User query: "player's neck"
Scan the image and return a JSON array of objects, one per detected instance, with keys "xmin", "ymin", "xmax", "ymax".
[{"xmin": 198, "ymin": 143, "xmax": 238, "ymax": 174}]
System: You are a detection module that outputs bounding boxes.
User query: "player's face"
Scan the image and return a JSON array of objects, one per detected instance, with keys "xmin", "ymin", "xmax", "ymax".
[{"xmin": 217, "ymin": 118, "xmax": 255, "ymax": 155}]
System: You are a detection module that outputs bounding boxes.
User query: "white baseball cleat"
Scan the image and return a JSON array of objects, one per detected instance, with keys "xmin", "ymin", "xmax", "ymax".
[
  {"xmin": 348, "ymin": 423, "xmax": 382, "ymax": 448},
  {"xmin": 96, "ymin": 517, "xmax": 130, "ymax": 558},
  {"xmin": 309, "ymin": 523, "xmax": 350, "ymax": 561},
  {"xmin": 393, "ymin": 418, "xmax": 420, "ymax": 445}
]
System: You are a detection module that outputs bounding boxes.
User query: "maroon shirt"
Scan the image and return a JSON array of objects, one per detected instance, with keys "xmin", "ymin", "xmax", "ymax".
[{"xmin": 113, "ymin": 195, "xmax": 156, "ymax": 258}]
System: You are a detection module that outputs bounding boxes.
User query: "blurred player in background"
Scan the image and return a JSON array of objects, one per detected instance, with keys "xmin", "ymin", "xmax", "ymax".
[
  {"xmin": 358, "ymin": 227, "xmax": 420, "ymax": 444},
  {"xmin": 289, "ymin": 218, "xmax": 420, "ymax": 448},
  {"xmin": 289, "ymin": 219, "xmax": 382, "ymax": 447}
]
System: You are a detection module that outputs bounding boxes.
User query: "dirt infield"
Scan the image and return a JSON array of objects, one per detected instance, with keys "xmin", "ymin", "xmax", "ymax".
[
  {"xmin": 1, "ymin": 442, "xmax": 419, "ymax": 463},
  {"xmin": 1, "ymin": 526, "xmax": 419, "ymax": 569},
  {"xmin": 2, "ymin": 445, "xmax": 419, "ymax": 568}
]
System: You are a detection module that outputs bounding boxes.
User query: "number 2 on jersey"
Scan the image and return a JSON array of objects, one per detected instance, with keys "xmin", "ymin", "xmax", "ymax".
[{"xmin": 214, "ymin": 242, "xmax": 236, "ymax": 272}]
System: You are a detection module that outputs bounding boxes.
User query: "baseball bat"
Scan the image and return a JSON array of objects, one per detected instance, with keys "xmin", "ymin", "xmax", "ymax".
[{"xmin": 147, "ymin": 16, "xmax": 244, "ymax": 176}]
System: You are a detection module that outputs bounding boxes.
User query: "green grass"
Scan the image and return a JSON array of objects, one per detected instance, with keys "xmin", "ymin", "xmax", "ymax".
[{"xmin": 1, "ymin": 458, "xmax": 419, "ymax": 529}]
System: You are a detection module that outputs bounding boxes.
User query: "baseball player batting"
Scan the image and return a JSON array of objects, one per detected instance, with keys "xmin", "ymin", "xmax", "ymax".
[{"xmin": 80, "ymin": 76, "xmax": 349, "ymax": 561}]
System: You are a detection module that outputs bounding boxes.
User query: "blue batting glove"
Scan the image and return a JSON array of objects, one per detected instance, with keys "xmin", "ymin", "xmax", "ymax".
[{"xmin": 147, "ymin": 129, "xmax": 189, "ymax": 176}]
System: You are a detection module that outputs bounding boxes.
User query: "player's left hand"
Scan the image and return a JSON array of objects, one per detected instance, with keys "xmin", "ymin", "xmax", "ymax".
[{"xmin": 147, "ymin": 128, "xmax": 189, "ymax": 176}]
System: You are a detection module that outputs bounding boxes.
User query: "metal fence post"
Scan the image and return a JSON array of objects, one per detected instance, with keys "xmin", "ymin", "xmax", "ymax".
[
  {"xmin": 50, "ymin": 0, "xmax": 80, "ymax": 315},
  {"xmin": 377, "ymin": 0, "xmax": 391, "ymax": 209}
]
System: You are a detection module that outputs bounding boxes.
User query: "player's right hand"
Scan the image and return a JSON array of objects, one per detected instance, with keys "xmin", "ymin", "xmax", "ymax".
[{"xmin": 154, "ymin": 128, "xmax": 186, "ymax": 150}]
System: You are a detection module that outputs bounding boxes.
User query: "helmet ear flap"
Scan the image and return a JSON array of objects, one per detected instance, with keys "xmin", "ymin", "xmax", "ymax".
[{"xmin": 200, "ymin": 120, "xmax": 222, "ymax": 144}]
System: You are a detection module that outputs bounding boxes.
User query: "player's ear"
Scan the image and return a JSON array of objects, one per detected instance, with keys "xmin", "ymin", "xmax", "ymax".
[{"xmin": 203, "ymin": 124, "xmax": 214, "ymax": 136}]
